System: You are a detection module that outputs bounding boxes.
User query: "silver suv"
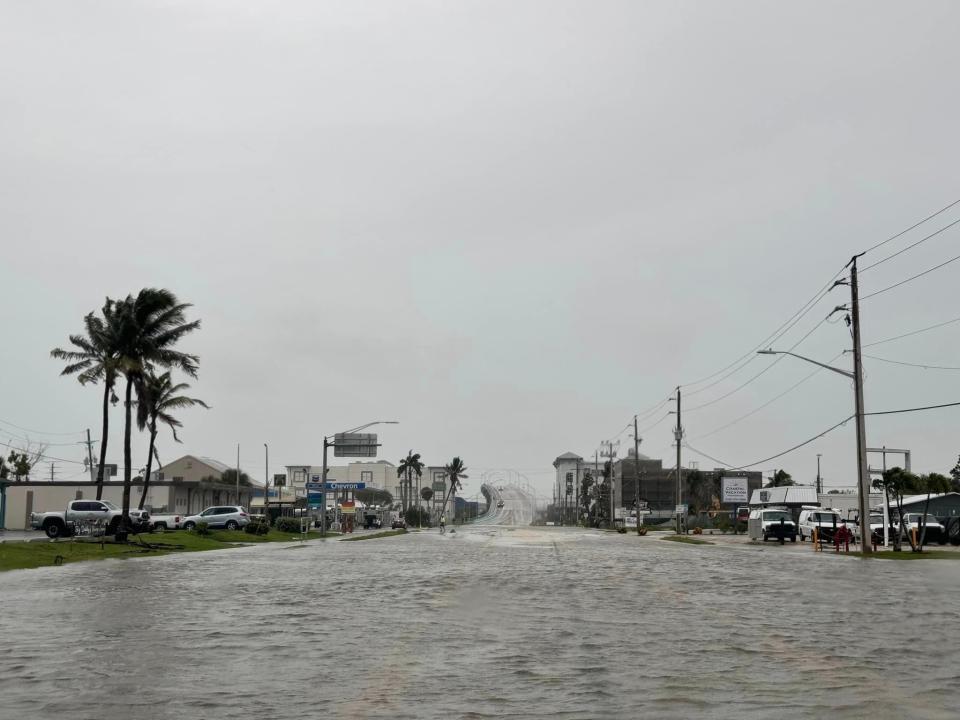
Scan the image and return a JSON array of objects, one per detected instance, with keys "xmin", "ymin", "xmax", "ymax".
[{"xmin": 182, "ymin": 506, "xmax": 250, "ymax": 530}]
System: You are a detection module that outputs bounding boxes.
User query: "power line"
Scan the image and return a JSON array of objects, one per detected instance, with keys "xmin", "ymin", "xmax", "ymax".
[
  {"xmin": 860, "ymin": 217, "xmax": 960, "ymax": 273},
  {"xmin": 692, "ymin": 352, "xmax": 845, "ymax": 440},
  {"xmin": 862, "ymin": 354, "xmax": 960, "ymax": 371},
  {"xmin": 861, "ymin": 315, "xmax": 960, "ymax": 348},
  {"xmin": 686, "ymin": 312, "xmax": 832, "ymax": 413},
  {"xmin": 682, "ymin": 266, "xmax": 846, "ymax": 396},
  {"xmin": 683, "ymin": 415, "xmax": 854, "ymax": 470},
  {"xmin": 861, "ymin": 251, "xmax": 960, "ymax": 301},
  {"xmin": 865, "ymin": 400, "xmax": 960, "ymax": 416},
  {"xmin": 0, "ymin": 439, "xmax": 87, "ymax": 465},
  {"xmin": 0, "ymin": 418, "xmax": 86, "ymax": 437},
  {"xmin": 862, "ymin": 196, "xmax": 960, "ymax": 255},
  {"xmin": 637, "ymin": 412, "xmax": 672, "ymax": 436}
]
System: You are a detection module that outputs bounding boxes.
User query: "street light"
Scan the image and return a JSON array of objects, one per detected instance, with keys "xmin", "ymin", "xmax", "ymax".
[
  {"xmin": 757, "ymin": 348, "xmax": 871, "ymax": 555},
  {"xmin": 264, "ymin": 443, "xmax": 269, "ymax": 521},
  {"xmin": 319, "ymin": 420, "xmax": 399, "ymax": 537}
]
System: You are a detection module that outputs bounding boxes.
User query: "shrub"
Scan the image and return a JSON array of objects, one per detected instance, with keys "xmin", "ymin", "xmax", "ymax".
[
  {"xmin": 193, "ymin": 521, "xmax": 210, "ymax": 536},
  {"xmin": 275, "ymin": 516, "xmax": 305, "ymax": 533},
  {"xmin": 244, "ymin": 520, "xmax": 270, "ymax": 536},
  {"xmin": 713, "ymin": 513, "xmax": 732, "ymax": 533},
  {"xmin": 403, "ymin": 507, "xmax": 431, "ymax": 526}
]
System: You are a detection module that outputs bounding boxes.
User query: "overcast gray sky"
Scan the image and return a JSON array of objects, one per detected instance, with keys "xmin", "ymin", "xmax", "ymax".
[{"xmin": 2, "ymin": 1, "xmax": 959, "ymax": 497}]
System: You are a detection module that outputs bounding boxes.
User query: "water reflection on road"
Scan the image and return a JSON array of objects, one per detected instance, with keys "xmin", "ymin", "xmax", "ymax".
[{"xmin": 1, "ymin": 526, "xmax": 958, "ymax": 719}]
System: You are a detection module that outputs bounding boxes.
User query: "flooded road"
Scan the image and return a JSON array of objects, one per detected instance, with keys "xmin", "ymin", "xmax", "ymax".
[{"xmin": 1, "ymin": 526, "xmax": 958, "ymax": 719}]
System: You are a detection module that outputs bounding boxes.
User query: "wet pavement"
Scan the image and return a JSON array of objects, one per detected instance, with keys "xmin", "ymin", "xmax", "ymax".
[{"xmin": 1, "ymin": 525, "xmax": 958, "ymax": 719}]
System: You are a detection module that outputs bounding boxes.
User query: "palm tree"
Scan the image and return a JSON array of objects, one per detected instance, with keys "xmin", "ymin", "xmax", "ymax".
[
  {"xmin": 441, "ymin": 457, "xmax": 468, "ymax": 524},
  {"xmin": 397, "ymin": 450, "xmax": 424, "ymax": 517},
  {"xmin": 135, "ymin": 371, "xmax": 209, "ymax": 509},
  {"xmin": 114, "ymin": 289, "xmax": 200, "ymax": 532},
  {"xmin": 51, "ymin": 299, "xmax": 122, "ymax": 500}
]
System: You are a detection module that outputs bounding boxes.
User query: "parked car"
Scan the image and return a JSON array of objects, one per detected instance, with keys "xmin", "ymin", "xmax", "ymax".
[
  {"xmin": 798, "ymin": 508, "xmax": 847, "ymax": 542},
  {"xmin": 748, "ymin": 508, "xmax": 797, "ymax": 542},
  {"xmin": 149, "ymin": 513, "xmax": 183, "ymax": 531},
  {"xmin": 391, "ymin": 518, "xmax": 407, "ymax": 530},
  {"xmin": 897, "ymin": 513, "xmax": 948, "ymax": 545},
  {"xmin": 30, "ymin": 500, "xmax": 150, "ymax": 539},
  {"xmin": 182, "ymin": 506, "xmax": 250, "ymax": 530}
]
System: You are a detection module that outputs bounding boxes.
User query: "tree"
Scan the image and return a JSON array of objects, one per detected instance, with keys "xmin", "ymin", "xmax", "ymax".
[
  {"xmin": 579, "ymin": 470, "xmax": 595, "ymax": 522},
  {"xmin": 873, "ymin": 467, "xmax": 921, "ymax": 552},
  {"xmin": 950, "ymin": 455, "xmax": 960, "ymax": 493},
  {"xmin": 441, "ymin": 457, "xmax": 468, "ymax": 522},
  {"xmin": 114, "ymin": 289, "xmax": 200, "ymax": 533},
  {"xmin": 419, "ymin": 486, "xmax": 434, "ymax": 504},
  {"xmin": 686, "ymin": 470, "xmax": 717, "ymax": 515},
  {"xmin": 51, "ymin": 299, "xmax": 122, "ymax": 500},
  {"xmin": 0, "ymin": 454, "xmax": 7, "ymax": 480},
  {"xmin": 135, "ymin": 371, "xmax": 209, "ymax": 509},
  {"xmin": 5, "ymin": 441, "xmax": 48, "ymax": 481},
  {"xmin": 397, "ymin": 450, "xmax": 424, "ymax": 515},
  {"xmin": 214, "ymin": 469, "xmax": 253, "ymax": 487},
  {"xmin": 357, "ymin": 488, "xmax": 394, "ymax": 506},
  {"xmin": 765, "ymin": 469, "xmax": 794, "ymax": 488}
]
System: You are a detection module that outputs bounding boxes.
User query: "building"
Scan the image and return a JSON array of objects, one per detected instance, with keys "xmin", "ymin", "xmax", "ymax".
[
  {"xmin": 1, "ymin": 476, "xmax": 255, "ymax": 530},
  {"xmin": 616, "ymin": 454, "xmax": 762, "ymax": 517}
]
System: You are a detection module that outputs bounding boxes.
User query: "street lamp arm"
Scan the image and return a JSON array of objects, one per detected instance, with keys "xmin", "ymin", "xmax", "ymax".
[
  {"xmin": 335, "ymin": 420, "xmax": 400, "ymax": 437},
  {"xmin": 757, "ymin": 349, "xmax": 853, "ymax": 379}
]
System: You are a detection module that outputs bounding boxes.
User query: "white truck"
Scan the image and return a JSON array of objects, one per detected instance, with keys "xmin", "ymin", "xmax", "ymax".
[
  {"xmin": 147, "ymin": 512, "xmax": 184, "ymax": 530},
  {"xmin": 30, "ymin": 500, "xmax": 151, "ymax": 539}
]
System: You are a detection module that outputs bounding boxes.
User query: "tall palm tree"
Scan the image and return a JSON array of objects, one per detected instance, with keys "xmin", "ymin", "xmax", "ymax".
[
  {"xmin": 397, "ymin": 450, "xmax": 424, "ymax": 517},
  {"xmin": 114, "ymin": 289, "xmax": 200, "ymax": 532},
  {"xmin": 51, "ymin": 299, "xmax": 122, "ymax": 500},
  {"xmin": 442, "ymin": 456, "xmax": 468, "ymax": 524},
  {"xmin": 136, "ymin": 371, "xmax": 209, "ymax": 509}
]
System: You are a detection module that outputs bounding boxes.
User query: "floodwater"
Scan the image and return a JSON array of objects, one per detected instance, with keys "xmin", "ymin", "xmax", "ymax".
[{"xmin": 1, "ymin": 526, "xmax": 958, "ymax": 719}]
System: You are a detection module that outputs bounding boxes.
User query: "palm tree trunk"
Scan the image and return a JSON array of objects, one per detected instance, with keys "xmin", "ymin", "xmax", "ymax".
[
  {"xmin": 121, "ymin": 375, "xmax": 133, "ymax": 532},
  {"xmin": 138, "ymin": 421, "xmax": 157, "ymax": 510},
  {"xmin": 96, "ymin": 380, "xmax": 111, "ymax": 500},
  {"xmin": 919, "ymin": 491, "xmax": 932, "ymax": 549}
]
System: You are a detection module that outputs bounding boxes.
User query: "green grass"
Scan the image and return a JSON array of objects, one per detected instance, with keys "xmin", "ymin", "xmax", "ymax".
[
  {"xmin": 661, "ymin": 535, "xmax": 714, "ymax": 546},
  {"xmin": 339, "ymin": 529, "xmax": 408, "ymax": 542},
  {"xmin": 871, "ymin": 550, "xmax": 960, "ymax": 560},
  {"xmin": 0, "ymin": 527, "xmax": 335, "ymax": 572}
]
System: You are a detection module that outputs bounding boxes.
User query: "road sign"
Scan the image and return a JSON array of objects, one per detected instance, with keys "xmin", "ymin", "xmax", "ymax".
[
  {"xmin": 306, "ymin": 482, "xmax": 366, "ymax": 491},
  {"xmin": 333, "ymin": 433, "xmax": 378, "ymax": 458},
  {"xmin": 273, "ymin": 474, "xmax": 287, "ymax": 487},
  {"xmin": 97, "ymin": 464, "xmax": 118, "ymax": 477},
  {"xmin": 675, "ymin": 504, "xmax": 688, "ymax": 515}
]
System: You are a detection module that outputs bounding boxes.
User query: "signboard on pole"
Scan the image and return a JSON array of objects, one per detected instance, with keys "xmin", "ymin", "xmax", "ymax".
[
  {"xmin": 333, "ymin": 433, "xmax": 378, "ymax": 457},
  {"xmin": 306, "ymin": 482, "xmax": 367, "ymax": 491},
  {"xmin": 273, "ymin": 474, "xmax": 287, "ymax": 487},
  {"xmin": 340, "ymin": 501, "xmax": 356, "ymax": 515},
  {"xmin": 721, "ymin": 476, "xmax": 749, "ymax": 504},
  {"xmin": 97, "ymin": 464, "xmax": 118, "ymax": 477},
  {"xmin": 675, "ymin": 504, "xmax": 688, "ymax": 515}
]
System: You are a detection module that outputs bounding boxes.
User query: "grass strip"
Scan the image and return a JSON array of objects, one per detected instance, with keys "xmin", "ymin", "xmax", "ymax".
[
  {"xmin": 661, "ymin": 535, "xmax": 714, "ymax": 546},
  {"xmin": 870, "ymin": 550, "xmax": 960, "ymax": 560},
  {"xmin": 339, "ymin": 529, "xmax": 408, "ymax": 542},
  {"xmin": 0, "ymin": 528, "xmax": 334, "ymax": 572}
]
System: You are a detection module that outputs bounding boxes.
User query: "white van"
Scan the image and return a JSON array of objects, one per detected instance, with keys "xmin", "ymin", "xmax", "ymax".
[
  {"xmin": 748, "ymin": 508, "xmax": 797, "ymax": 542},
  {"xmin": 798, "ymin": 508, "xmax": 846, "ymax": 542}
]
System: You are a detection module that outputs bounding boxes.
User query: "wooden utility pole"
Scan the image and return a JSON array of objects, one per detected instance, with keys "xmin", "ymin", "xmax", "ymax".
[
  {"xmin": 849, "ymin": 255, "xmax": 873, "ymax": 554},
  {"xmin": 675, "ymin": 387, "xmax": 683, "ymax": 534}
]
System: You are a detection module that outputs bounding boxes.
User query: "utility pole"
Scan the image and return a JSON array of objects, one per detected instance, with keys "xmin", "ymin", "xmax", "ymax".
[
  {"xmin": 264, "ymin": 443, "xmax": 269, "ymax": 520},
  {"xmin": 849, "ymin": 254, "xmax": 873, "ymax": 554},
  {"xmin": 674, "ymin": 386, "xmax": 683, "ymax": 534},
  {"xmin": 633, "ymin": 415, "xmax": 642, "ymax": 534},
  {"xmin": 236, "ymin": 444, "xmax": 241, "ymax": 507},
  {"xmin": 50, "ymin": 462, "xmax": 55, "ymax": 481},
  {"xmin": 816, "ymin": 454, "xmax": 822, "ymax": 496},
  {"xmin": 576, "ymin": 457, "xmax": 581, "ymax": 526},
  {"xmin": 85, "ymin": 429, "xmax": 95, "ymax": 484}
]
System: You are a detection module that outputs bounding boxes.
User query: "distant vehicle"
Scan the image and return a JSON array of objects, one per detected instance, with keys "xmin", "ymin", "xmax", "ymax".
[
  {"xmin": 497, "ymin": 501, "xmax": 504, "ymax": 509},
  {"xmin": 31, "ymin": 500, "xmax": 150, "ymax": 539},
  {"xmin": 391, "ymin": 518, "xmax": 406, "ymax": 530},
  {"xmin": 798, "ymin": 509, "xmax": 846, "ymax": 542},
  {"xmin": 149, "ymin": 513, "xmax": 183, "ymax": 531},
  {"xmin": 735, "ymin": 506, "xmax": 750, "ymax": 523},
  {"xmin": 748, "ymin": 508, "xmax": 797, "ymax": 542},
  {"xmin": 182, "ymin": 506, "xmax": 250, "ymax": 530},
  {"xmin": 897, "ymin": 513, "xmax": 948, "ymax": 545}
]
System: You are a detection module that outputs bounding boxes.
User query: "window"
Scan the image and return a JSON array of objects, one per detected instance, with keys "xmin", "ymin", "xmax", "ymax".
[
  {"xmin": 173, "ymin": 476, "xmax": 184, "ymax": 483},
  {"xmin": 91, "ymin": 503, "xmax": 109, "ymax": 512},
  {"xmin": 361, "ymin": 471, "xmax": 373, "ymax": 484}
]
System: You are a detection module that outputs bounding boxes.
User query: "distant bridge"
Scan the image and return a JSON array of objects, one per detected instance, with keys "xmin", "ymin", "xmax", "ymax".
[{"xmin": 473, "ymin": 482, "xmax": 537, "ymax": 526}]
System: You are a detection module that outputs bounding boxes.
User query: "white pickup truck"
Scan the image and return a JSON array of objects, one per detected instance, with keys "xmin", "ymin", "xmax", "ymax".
[
  {"xmin": 30, "ymin": 500, "xmax": 151, "ymax": 539},
  {"xmin": 148, "ymin": 512, "xmax": 183, "ymax": 531}
]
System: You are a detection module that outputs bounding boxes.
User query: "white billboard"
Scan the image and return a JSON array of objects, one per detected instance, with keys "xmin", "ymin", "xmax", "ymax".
[{"xmin": 721, "ymin": 476, "xmax": 749, "ymax": 503}]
